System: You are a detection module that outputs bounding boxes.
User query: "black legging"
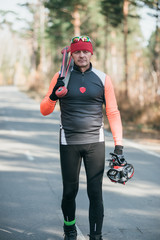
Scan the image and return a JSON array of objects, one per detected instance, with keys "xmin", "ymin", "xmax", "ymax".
[{"xmin": 60, "ymin": 142, "xmax": 105, "ymax": 235}]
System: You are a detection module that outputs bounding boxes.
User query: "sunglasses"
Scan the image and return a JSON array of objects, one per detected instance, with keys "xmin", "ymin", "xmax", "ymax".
[{"xmin": 71, "ymin": 36, "xmax": 91, "ymax": 43}]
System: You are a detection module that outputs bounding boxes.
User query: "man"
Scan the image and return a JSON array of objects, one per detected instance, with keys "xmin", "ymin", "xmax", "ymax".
[{"xmin": 40, "ymin": 36, "xmax": 123, "ymax": 240}]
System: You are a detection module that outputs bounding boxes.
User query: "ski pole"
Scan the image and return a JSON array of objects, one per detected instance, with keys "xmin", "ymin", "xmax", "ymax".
[
  {"xmin": 60, "ymin": 46, "xmax": 70, "ymax": 78},
  {"xmin": 56, "ymin": 46, "xmax": 73, "ymax": 98}
]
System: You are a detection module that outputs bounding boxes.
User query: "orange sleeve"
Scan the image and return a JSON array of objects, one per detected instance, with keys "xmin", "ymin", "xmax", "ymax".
[
  {"xmin": 104, "ymin": 75, "xmax": 123, "ymax": 146},
  {"xmin": 40, "ymin": 72, "xmax": 59, "ymax": 116}
]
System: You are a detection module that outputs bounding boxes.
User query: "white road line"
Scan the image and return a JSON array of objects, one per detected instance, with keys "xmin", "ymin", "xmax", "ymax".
[
  {"xmin": 0, "ymin": 228, "xmax": 12, "ymax": 234},
  {"xmin": 124, "ymin": 139, "xmax": 160, "ymax": 158},
  {"xmin": 76, "ymin": 224, "xmax": 86, "ymax": 240},
  {"xmin": 105, "ymin": 131, "xmax": 160, "ymax": 158}
]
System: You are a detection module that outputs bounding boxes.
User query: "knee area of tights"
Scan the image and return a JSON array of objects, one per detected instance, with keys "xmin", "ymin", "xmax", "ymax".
[
  {"xmin": 87, "ymin": 185, "xmax": 102, "ymax": 200},
  {"xmin": 63, "ymin": 183, "xmax": 78, "ymax": 200}
]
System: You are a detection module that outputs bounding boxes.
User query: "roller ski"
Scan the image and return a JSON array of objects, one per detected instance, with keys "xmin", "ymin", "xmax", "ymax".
[{"xmin": 107, "ymin": 153, "xmax": 134, "ymax": 184}]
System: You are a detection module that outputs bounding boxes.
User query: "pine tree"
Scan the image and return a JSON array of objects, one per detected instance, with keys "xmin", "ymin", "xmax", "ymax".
[
  {"xmin": 101, "ymin": 0, "xmax": 143, "ymax": 98},
  {"xmin": 142, "ymin": 0, "xmax": 160, "ymax": 92},
  {"xmin": 45, "ymin": 0, "xmax": 89, "ymax": 44}
]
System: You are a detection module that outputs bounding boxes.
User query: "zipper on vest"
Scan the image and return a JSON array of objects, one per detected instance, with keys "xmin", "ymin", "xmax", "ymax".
[{"xmin": 82, "ymin": 72, "xmax": 85, "ymax": 83}]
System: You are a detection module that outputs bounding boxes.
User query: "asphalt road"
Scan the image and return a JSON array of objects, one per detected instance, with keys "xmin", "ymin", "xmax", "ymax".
[{"xmin": 0, "ymin": 86, "xmax": 160, "ymax": 240}]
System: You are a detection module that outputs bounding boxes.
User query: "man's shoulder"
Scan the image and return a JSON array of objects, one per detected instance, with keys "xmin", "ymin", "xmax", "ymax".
[{"xmin": 92, "ymin": 67, "xmax": 106, "ymax": 85}]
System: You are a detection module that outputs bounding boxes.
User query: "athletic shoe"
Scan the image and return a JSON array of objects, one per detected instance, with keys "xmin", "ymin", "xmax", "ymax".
[
  {"xmin": 64, "ymin": 225, "xmax": 77, "ymax": 240},
  {"xmin": 89, "ymin": 234, "xmax": 103, "ymax": 240}
]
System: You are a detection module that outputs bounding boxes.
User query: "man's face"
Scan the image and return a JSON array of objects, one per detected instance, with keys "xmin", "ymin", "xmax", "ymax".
[{"xmin": 72, "ymin": 51, "xmax": 92, "ymax": 69}]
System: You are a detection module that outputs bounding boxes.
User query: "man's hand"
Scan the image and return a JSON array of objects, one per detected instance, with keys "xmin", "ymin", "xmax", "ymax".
[
  {"xmin": 114, "ymin": 145, "xmax": 123, "ymax": 155},
  {"xmin": 49, "ymin": 76, "xmax": 65, "ymax": 101}
]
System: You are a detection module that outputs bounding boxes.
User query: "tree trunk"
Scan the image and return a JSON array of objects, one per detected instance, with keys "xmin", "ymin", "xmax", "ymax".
[
  {"xmin": 103, "ymin": 17, "xmax": 109, "ymax": 73},
  {"xmin": 72, "ymin": 5, "xmax": 81, "ymax": 36},
  {"xmin": 153, "ymin": 0, "xmax": 160, "ymax": 95},
  {"xmin": 110, "ymin": 31, "xmax": 117, "ymax": 80},
  {"xmin": 39, "ymin": 3, "xmax": 46, "ymax": 74},
  {"xmin": 123, "ymin": 0, "xmax": 129, "ymax": 98},
  {"xmin": 31, "ymin": 8, "xmax": 39, "ymax": 72}
]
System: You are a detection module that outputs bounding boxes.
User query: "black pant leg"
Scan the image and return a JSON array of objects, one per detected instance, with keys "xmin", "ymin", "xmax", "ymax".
[
  {"xmin": 83, "ymin": 142, "xmax": 105, "ymax": 235},
  {"xmin": 60, "ymin": 144, "xmax": 82, "ymax": 222}
]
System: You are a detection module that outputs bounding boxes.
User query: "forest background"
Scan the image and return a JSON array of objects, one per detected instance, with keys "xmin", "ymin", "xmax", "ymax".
[{"xmin": 0, "ymin": 0, "xmax": 160, "ymax": 140}]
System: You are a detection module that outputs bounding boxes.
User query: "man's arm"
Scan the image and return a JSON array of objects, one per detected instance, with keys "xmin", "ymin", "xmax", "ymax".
[
  {"xmin": 104, "ymin": 75, "xmax": 123, "ymax": 146},
  {"xmin": 40, "ymin": 72, "xmax": 59, "ymax": 116}
]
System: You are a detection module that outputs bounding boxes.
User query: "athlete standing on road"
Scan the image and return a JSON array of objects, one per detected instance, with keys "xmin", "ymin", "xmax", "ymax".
[{"xmin": 40, "ymin": 36, "xmax": 124, "ymax": 240}]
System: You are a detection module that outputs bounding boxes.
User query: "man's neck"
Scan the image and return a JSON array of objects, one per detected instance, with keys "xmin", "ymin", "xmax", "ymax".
[{"xmin": 75, "ymin": 63, "xmax": 91, "ymax": 73}]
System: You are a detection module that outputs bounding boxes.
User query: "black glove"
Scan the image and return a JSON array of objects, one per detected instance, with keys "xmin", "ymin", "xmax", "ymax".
[
  {"xmin": 49, "ymin": 76, "xmax": 65, "ymax": 101},
  {"xmin": 114, "ymin": 145, "xmax": 123, "ymax": 155},
  {"xmin": 114, "ymin": 145, "xmax": 125, "ymax": 166}
]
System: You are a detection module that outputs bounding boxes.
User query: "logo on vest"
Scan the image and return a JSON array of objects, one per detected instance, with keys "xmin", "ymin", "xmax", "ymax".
[{"xmin": 79, "ymin": 87, "xmax": 86, "ymax": 93}]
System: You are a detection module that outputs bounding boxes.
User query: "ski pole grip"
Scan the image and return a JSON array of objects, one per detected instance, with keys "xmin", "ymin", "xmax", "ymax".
[
  {"xmin": 55, "ymin": 86, "xmax": 68, "ymax": 98},
  {"xmin": 61, "ymin": 46, "xmax": 70, "ymax": 54}
]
